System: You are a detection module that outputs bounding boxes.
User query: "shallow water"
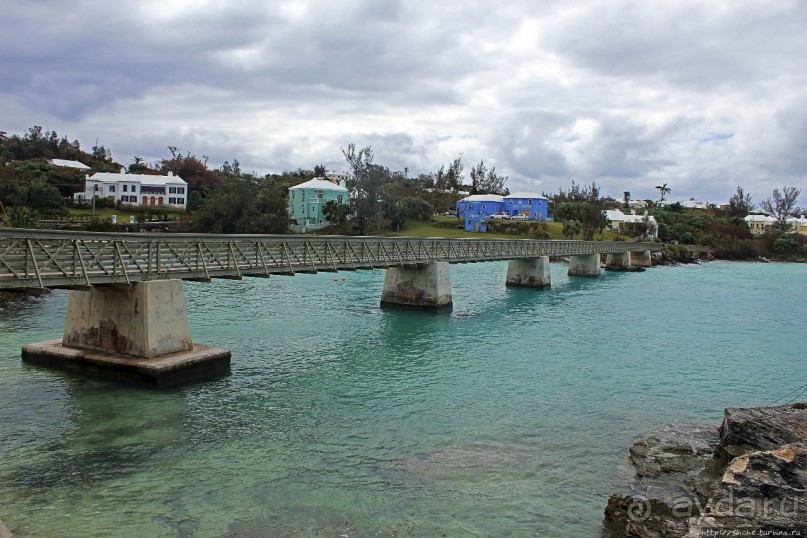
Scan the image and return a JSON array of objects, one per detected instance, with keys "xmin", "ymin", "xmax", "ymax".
[{"xmin": 1, "ymin": 261, "xmax": 805, "ymax": 536}]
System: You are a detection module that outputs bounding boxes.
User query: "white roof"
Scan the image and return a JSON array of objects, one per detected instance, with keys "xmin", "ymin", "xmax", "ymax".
[
  {"xmin": 50, "ymin": 159, "xmax": 90, "ymax": 169},
  {"xmin": 605, "ymin": 209, "xmax": 656, "ymax": 223},
  {"xmin": 289, "ymin": 178, "xmax": 348, "ymax": 191},
  {"xmin": 744, "ymin": 214, "xmax": 775, "ymax": 223},
  {"xmin": 460, "ymin": 194, "xmax": 503, "ymax": 203},
  {"xmin": 89, "ymin": 172, "xmax": 187, "ymax": 185},
  {"xmin": 504, "ymin": 192, "xmax": 547, "ymax": 200},
  {"xmin": 745, "ymin": 214, "xmax": 807, "ymax": 224}
]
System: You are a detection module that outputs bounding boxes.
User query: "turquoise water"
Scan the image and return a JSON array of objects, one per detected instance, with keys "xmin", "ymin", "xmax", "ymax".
[{"xmin": 0, "ymin": 261, "xmax": 805, "ymax": 537}]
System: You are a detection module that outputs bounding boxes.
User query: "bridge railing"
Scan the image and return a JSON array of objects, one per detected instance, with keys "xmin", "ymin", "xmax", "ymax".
[{"xmin": 0, "ymin": 229, "xmax": 661, "ymax": 290}]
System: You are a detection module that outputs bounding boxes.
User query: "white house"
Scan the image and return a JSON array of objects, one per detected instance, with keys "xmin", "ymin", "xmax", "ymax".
[
  {"xmin": 325, "ymin": 170, "xmax": 350, "ymax": 184},
  {"xmin": 604, "ymin": 209, "xmax": 658, "ymax": 238},
  {"xmin": 682, "ymin": 198, "xmax": 709, "ymax": 210},
  {"xmin": 73, "ymin": 168, "xmax": 188, "ymax": 209},
  {"xmin": 50, "ymin": 159, "xmax": 90, "ymax": 170}
]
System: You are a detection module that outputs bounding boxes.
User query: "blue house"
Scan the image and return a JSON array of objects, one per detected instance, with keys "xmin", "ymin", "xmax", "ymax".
[
  {"xmin": 457, "ymin": 192, "xmax": 550, "ymax": 232},
  {"xmin": 503, "ymin": 192, "xmax": 549, "ymax": 220},
  {"xmin": 456, "ymin": 194, "xmax": 504, "ymax": 232}
]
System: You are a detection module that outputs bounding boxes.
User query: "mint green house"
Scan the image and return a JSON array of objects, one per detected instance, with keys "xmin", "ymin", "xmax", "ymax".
[{"xmin": 288, "ymin": 178, "xmax": 350, "ymax": 233}]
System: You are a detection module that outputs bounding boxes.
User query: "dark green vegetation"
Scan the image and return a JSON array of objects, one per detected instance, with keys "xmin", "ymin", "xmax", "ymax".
[
  {"xmin": 648, "ymin": 185, "xmax": 805, "ymax": 261},
  {"xmin": 2, "ymin": 127, "xmax": 804, "ymax": 261},
  {"xmin": 552, "ymin": 181, "xmax": 610, "ymax": 241}
]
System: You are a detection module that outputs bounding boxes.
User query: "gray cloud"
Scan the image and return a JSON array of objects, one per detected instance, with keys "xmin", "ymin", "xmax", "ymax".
[{"xmin": 1, "ymin": 0, "xmax": 805, "ymax": 204}]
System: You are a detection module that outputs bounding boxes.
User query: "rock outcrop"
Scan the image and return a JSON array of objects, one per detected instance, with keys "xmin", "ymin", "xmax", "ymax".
[{"xmin": 603, "ymin": 404, "xmax": 807, "ymax": 536}]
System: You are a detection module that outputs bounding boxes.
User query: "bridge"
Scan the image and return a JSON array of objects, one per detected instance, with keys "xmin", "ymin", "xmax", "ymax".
[{"xmin": 1, "ymin": 229, "xmax": 661, "ymax": 386}]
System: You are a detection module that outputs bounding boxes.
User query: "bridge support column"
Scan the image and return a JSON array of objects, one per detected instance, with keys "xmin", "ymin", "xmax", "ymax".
[
  {"xmin": 568, "ymin": 253, "xmax": 601, "ymax": 278},
  {"xmin": 630, "ymin": 250, "xmax": 652, "ymax": 267},
  {"xmin": 506, "ymin": 256, "xmax": 551, "ymax": 289},
  {"xmin": 605, "ymin": 252, "xmax": 632, "ymax": 271},
  {"xmin": 22, "ymin": 280, "xmax": 231, "ymax": 387},
  {"xmin": 380, "ymin": 262, "xmax": 452, "ymax": 312}
]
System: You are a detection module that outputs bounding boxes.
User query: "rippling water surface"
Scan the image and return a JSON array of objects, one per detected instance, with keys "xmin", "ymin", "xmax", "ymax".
[{"xmin": 1, "ymin": 261, "xmax": 805, "ymax": 536}]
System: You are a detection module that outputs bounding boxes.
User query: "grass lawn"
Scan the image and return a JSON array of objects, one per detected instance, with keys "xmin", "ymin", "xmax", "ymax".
[
  {"xmin": 381, "ymin": 216, "xmax": 628, "ymax": 241},
  {"xmin": 68, "ymin": 208, "xmax": 185, "ymax": 221}
]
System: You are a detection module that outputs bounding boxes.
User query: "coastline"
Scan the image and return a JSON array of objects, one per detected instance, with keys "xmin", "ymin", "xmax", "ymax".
[{"xmin": 603, "ymin": 404, "xmax": 807, "ymax": 536}]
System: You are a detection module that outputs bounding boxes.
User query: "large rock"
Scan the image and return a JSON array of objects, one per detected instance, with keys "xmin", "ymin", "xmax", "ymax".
[
  {"xmin": 603, "ymin": 404, "xmax": 807, "ymax": 537},
  {"xmin": 717, "ymin": 403, "xmax": 807, "ymax": 459}
]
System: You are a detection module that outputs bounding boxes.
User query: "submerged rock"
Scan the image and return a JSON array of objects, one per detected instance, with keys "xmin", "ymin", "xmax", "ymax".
[
  {"xmin": 382, "ymin": 441, "xmax": 538, "ymax": 482},
  {"xmin": 603, "ymin": 404, "xmax": 807, "ymax": 537}
]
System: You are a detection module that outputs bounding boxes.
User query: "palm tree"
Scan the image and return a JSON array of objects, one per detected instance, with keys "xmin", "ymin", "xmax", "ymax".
[{"xmin": 655, "ymin": 183, "xmax": 671, "ymax": 204}]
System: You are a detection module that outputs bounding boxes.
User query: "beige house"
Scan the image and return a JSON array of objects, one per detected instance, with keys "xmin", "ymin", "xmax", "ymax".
[{"xmin": 744, "ymin": 214, "xmax": 807, "ymax": 236}]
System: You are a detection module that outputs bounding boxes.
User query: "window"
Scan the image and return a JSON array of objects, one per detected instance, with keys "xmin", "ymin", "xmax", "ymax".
[
  {"xmin": 528, "ymin": 199, "xmax": 532, "ymax": 205},
  {"xmin": 177, "ymin": 198, "xmax": 184, "ymax": 204},
  {"xmin": 169, "ymin": 197, "xmax": 177, "ymax": 204},
  {"xmin": 123, "ymin": 185, "xmax": 128, "ymax": 192},
  {"xmin": 169, "ymin": 187, "xmax": 177, "ymax": 194},
  {"xmin": 178, "ymin": 187, "xmax": 185, "ymax": 194},
  {"xmin": 108, "ymin": 185, "xmax": 116, "ymax": 193},
  {"xmin": 337, "ymin": 195, "xmax": 343, "ymax": 203}
]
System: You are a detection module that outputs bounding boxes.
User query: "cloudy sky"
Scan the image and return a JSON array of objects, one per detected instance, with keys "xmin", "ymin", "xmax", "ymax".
[{"xmin": 2, "ymin": 0, "xmax": 806, "ymax": 204}]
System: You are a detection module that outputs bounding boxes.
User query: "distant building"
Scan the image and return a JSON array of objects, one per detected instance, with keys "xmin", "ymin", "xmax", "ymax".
[
  {"xmin": 288, "ymin": 177, "xmax": 349, "ymax": 233},
  {"xmin": 503, "ymin": 192, "xmax": 549, "ymax": 220},
  {"xmin": 456, "ymin": 192, "xmax": 549, "ymax": 232},
  {"xmin": 50, "ymin": 159, "xmax": 90, "ymax": 170},
  {"xmin": 73, "ymin": 168, "xmax": 188, "ymax": 209},
  {"xmin": 325, "ymin": 170, "xmax": 350, "ymax": 184},
  {"xmin": 682, "ymin": 198, "xmax": 709, "ymax": 210},
  {"xmin": 604, "ymin": 209, "xmax": 659, "ymax": 239},
  {"xmin": 745, "ymin": 213, "xmax": 807, "ymax": 236},
  {"xmin": 627, "ymin": 200, "xmax": 648, "ymax": 209},
  {"xmin": 744, "ymin": 214, "xmax": 775, "ymax": 236},
  {"xmin": 795, "ymin": 216, "xmax": 807, "ymax": 236},
  {"xmin": 456, "ymin": 194, "xmax": 504, "ymax": 232}
]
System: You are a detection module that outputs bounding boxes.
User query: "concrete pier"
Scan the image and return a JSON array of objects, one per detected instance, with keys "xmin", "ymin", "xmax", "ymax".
[
  {"xmin": 380, "ymin": 262, "xmax": 452, "ymax": 312},
  {"xmin": 568, "ymin": 253, "xmax": 601, "ymax": 278},
  {"xmin": 605, "ymin": 252, "xmax": 632, "ymax": 271},
  {"xmin": 22, "ymin": 280, "xmax": 230, "ymax": 386},
  {"xmin": 630, "ymin": 250, "xmax": 652, "ymax": 267},
  {"xmin": 62, "ymin": 279, "xmax": 192, "ymax": 357},
  {"xmin": 505, "ymin": 256, "xmax": 551, "ymax": 289}
]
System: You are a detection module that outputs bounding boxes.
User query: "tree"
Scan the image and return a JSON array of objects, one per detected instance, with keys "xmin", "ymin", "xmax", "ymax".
[
  {"xmin": 342, "ymin": 144, "xmax": 390, "ymax": 234},
  {"xmin": 553, "ymin": 181, "xmax": 608, "ymax": 240},
  {"xmin": 129, "ymin": 155, "xmax": 148, "ymax": 174},
  {"xmin": 20, "ymin": 183, "xmax": 68, "ymax": 219},
  {"xmin": 562, "ymin": 219, "xmax": 581, "ymax": 239},
  {"xmin": 322, "ymin": 199, "xmax": 353, "ymax": 226},
  {"xmin": 727, "ymin": 186, "xmax": 754, "ymax": 217},
  {"xmin": 383, "ymin": 198, "xmax": 409, "ymax": 231},
  {"xmin": 761, "ymin": 186, "xmax": 802, "ymax": 232},
  {"xmin": 435, "ymin": 154, "xmax": 464, "ymax": 191},
  {"xmin": 92, "ymin": 140, "xmax": 111, "ymax": 162},
  {"xmin": 470, "ymin": 160, "xmax": 508, "ymax": 195},
  {"xmin": 192, "ymin": 179, "xmax": 288, "ymax": 234},
  {"xmin": 7, "ymin": 206, "xmax": 37, "ymax": 228},
  {"xmin": 313, "ymin": 164, "xmax": 327, "ymax": 177},
  {"xmin": 220, "ymin": 159, "xmax": 241, "ymax": 177},
  {"xmin": 655, "ymin": 182, "xmax": 671, "ymax": 203}
]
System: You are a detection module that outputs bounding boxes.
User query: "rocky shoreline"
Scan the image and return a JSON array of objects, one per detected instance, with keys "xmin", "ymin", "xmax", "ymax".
[{"xmin": 602, "ymin": 403, "xmax": 807, "ymax": 536}]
